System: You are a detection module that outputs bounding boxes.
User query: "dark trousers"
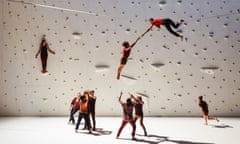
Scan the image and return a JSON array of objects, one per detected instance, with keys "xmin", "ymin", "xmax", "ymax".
[
  {"xmin": 163, "ymin": 18, "xmax": 181, "ymax": 37},
  {"xmin": 84, "ymin": 112, "xmax": 96, "ymax": 129},
  {"xmin": 75, "ymin": 113, "xmax": 92, "ymax": 130},
  {"xmin": 117, "ymin": 119, "xmax": 136, "ymax": 138},
  {"xmin": 41, "ymin": 55, "xmax": 48, "ymax": 71},
  {"xmin": 69, "ymin": 108, "xmax": 78, "ymax": 124}
]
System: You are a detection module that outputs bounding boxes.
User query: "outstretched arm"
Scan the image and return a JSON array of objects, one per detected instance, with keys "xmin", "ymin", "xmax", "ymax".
[
  {"xmin": 35, "ymin": 45, "xmax": 41, "ymax": 58},
  {"xmin": 130, "ymin": 25, "xmax": 153, "ymax": 48},
  {"xmin": 46, "ymin": 44, "xmax": 56, "ymax": 55},
  {"xmin": 142, "ymin": 25, "xmax": 153, "ymax": 37}
]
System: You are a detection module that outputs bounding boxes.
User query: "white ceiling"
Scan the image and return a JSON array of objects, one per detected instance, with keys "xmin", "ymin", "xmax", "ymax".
[{"xmin": 0, "ymin": 0, "xmax": 240, "ymax": 116}]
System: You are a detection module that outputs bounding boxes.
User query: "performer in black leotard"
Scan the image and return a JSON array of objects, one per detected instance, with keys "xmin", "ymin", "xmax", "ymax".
[
  {"xmin": 130, "ymin": 94, "xmax": 147, "ymax": 136},
  {"xmin": 35, "ymin": 38, "xmax": 55, "ymax": 73},
  {"xmin": 198, "ymin": 96, "xmax": 219, "ymax": 125}
]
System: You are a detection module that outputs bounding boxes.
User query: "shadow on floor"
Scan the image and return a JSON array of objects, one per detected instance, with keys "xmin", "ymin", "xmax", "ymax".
[
  {"xmin": 118, "ymin": 133, "xmax": 215, "ymax": 144},
  {"xmin": 210, "ymin": 123, "xmax": 233, "ymax": 128},
  {"xmin": 76, "ymin": 127, "xmax": 112, "ymax": 136}
]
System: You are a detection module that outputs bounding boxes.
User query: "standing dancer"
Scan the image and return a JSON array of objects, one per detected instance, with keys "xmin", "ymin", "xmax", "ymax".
[
  {"xmin": 148, "ymin": 18, "xmax": 184, "ymax": 41},
  {"xmin": 84, "ymin": 90, "xmax": 97, "ymax": 131},
  {"xmin": 116, "ymin": 91, "xmax": 136, "ymax": 140},
  {"xmin": 116, "ymin": 27, "xmax": 152, "ymax": 80},
  {"xmin": 198, "ymin": 96, "xmax": 219, "ymax": 125},
  {"xmin": 130, "ymin": 93, "xmax": 147, "ymax": 136},
  {"xmin": 75, "ymin": 91, "xmax": 92, "ymax": 133},
  {"xmin": 68, "ymin": 92, "xmax": 81, "ymax": 125},
  {"xmin": 35, "ymin": 37, "xmax": 55, "ymax": 73}
]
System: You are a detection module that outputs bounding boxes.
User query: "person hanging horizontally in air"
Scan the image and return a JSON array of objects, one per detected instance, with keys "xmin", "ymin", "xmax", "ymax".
[
  {"xmin": 147, "ymin": 17, "xmax": 184, "ymax": 41},
  {"xmin": 35, "ymin": 37, "xmax": 55, "ymax": 73}
]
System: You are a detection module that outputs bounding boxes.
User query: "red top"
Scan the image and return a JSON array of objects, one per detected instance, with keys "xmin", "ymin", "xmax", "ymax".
[
  {"xmin": 71, "ymin": 97, "xmax": 80, "ymax": 110},
  {"xmin": 80, "ymin": 101, "xmax": 89, "ymax": 114},
  {"xmin": 123, "ymin": 47, "xmax": 131, "ymax": 58},
  {"xmin": 151, "ymin": 18, "xmax": 163, "ymax": 27},
  {"xmin": 122, "ymin": 103, "xmax": 133, "ymax": 120}
]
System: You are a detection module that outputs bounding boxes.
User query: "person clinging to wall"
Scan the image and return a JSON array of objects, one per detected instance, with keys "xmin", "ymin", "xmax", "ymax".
[
  {"xmin": 198, "ymin": 96, "xmax": 219, "ymax": 125},
  {"xmin": 35, "ymin": 37, "xmax": 56, "ymax": 73},
  {"xmin": 147, "ymin": 17, "xmax": 184, "ymax": 41},
  {"xmin": 116, "ymin": 33, "xmax": 147, "ymax": 80}
]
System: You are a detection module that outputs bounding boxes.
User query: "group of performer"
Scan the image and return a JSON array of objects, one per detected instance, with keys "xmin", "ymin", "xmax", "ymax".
[{"xmin": 68, "ymin": 90, "xmax": 96, "ymax": 133}]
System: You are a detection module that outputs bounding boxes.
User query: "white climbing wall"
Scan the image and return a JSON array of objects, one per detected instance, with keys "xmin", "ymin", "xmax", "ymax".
[{"xmin": 0, "ymin": 0, "xmax": 240, "ymax": 116}]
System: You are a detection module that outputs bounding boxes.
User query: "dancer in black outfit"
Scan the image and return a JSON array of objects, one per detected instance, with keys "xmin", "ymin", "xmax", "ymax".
[
  {"xmin": 84, "ymin": 90, "xmax": 97, "ymax": 131},
  {"xmin": 198, "ymin": 96, "xmax": 219, "ymax": 125},
  {"xmin": 35, "ymin": 37, "xmax": 55, "ymax": 73}
]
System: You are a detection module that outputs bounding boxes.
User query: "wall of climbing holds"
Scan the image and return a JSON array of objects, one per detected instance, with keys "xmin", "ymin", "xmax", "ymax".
[{"xmin": 0, "ymin": 0, "xmax": 240, "ymax": 116}]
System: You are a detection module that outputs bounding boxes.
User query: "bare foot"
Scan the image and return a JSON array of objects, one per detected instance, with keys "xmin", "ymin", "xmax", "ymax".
[
  {"xmin": 179, "ymin": 35, "xmax": 184, "ymax": 41},
  {"xmin": 178, "ymin": 19, "xmax": 184, "ymax": 24},
  {"xmin": 117, "ymin": 74, "xmax": 120, "ymax": 80}
]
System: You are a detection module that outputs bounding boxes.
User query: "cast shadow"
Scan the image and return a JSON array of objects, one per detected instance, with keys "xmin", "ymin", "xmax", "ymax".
[
  {"xmin": 118, "ymin": 133, "xmax": 215, "ymax": 144},
  {"xmin": 76, "ymin": 127, "xmax": 112, "ymax": 136},
  {"xmin": 210, "ymin": 123, "xmax": 233, "ymax": 128}
]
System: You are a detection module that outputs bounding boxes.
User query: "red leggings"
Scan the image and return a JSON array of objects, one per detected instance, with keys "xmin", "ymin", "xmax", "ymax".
[{"xmin": 116, "ymin": 119, "xmax": 136, "ymax": 138}]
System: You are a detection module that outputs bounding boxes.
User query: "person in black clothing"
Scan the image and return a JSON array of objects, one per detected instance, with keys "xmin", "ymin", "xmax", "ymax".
[
  {"xmin": 35, "ymin": 37, "xmax": 55, "ymax": 73},
  {"xmin": 198, "ymin": 96, "xmax": 219, "ymax": 125},
  {"xmin": 84, "ymin": 90, "xmax": 97, "ymax": 131},
  {"xmin": 130, "ymin": 94, "xmax": 147, "ymax": 136}
]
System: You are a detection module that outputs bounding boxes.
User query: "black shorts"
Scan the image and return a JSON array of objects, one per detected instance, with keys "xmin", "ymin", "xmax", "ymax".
[
  {"xmin": 121, "ymin": 57, "xmax": 128, "ymax": 65},
  {"xmin": 203, "ymin": 110, "xmax": 209, "ymax": 116}
]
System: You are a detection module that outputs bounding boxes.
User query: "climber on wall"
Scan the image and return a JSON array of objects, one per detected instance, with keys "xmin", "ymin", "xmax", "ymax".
[
  {"xmin": 35, "ymin": 36, "xmax": 56, "ymax": 73},
  {"xmin": 146, "ymin": 18, "xmax": 184, "ymax": 41},
  {"xmin": 116, "ymin": 27, "xmax": 151, "ymax": 80}
]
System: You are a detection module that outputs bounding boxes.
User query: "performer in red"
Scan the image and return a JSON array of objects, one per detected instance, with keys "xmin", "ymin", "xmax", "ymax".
[
  {"xmin": 116, "ymin": 27, "xmax": 151, "ymax": 80},
  {"xmin": 68, "ymin": 92, "xmax": 81, "ymax": 125},
  {"xmin": 116, "ymin": 91, "xmax": 136, "ymax": 140},
  {"xmin": 75, "ymin": 91, "xmax": 92, "ymax": 133},
  {"xmin": 148, "ymin": 18, "xmax": 184, "ymax": 41}
]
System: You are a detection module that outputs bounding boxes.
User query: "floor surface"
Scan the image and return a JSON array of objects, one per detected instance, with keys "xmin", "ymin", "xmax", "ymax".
[{"xmin": 0, "ymin": 117, "xmax": 239, "ymax": 144}]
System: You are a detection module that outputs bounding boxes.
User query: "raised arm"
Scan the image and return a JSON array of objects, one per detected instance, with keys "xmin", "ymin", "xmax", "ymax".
[
  {"xmin": 118, "ymin": 91, "xmax": 123, "ymax": 104},
  {"xmin": 89, "ymin": 91, "xmax": 96, "ymax": 100},
  {"xmin": 129, "ymin": 92, "xmax": 144, "ymax": 104}
]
